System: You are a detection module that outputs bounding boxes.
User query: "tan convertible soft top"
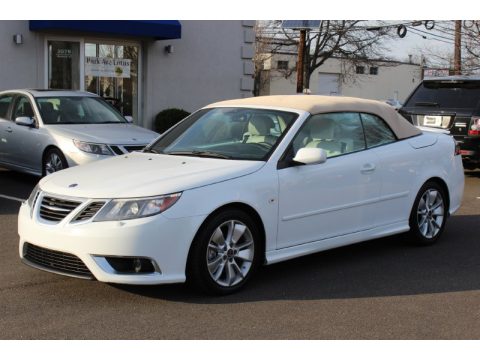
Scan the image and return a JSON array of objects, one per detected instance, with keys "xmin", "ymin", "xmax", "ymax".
[{"xmin": 208, "ymin": 95, "xmax": 421, "ymax": 140}]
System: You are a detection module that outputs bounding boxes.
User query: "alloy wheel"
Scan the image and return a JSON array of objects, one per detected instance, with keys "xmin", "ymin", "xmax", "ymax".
[
  {"xmin": 416, "ymin": 189, "xmax": 445, "ymax": 239},
  {"xmin": 206, "ymin": 220, "xmax": 255, "ymax": 287},
  {"xmin": 44, "ymin": 153, "xmax": 64, "ymax": 175}
]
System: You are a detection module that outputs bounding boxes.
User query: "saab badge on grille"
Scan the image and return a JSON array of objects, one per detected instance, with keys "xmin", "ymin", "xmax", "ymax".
[{"xmin": 69, "ymin": 183, "xmax": 78, "ymax": 188}]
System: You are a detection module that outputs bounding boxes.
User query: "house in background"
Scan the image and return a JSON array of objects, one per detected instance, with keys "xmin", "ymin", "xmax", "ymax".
[
  {"xmin": 0, "ymin": 20, "xmax": 255, "ymax": 130},
  {"xmin": 259, "ymin": 51, "xmax": 422, "ymax": 103}
]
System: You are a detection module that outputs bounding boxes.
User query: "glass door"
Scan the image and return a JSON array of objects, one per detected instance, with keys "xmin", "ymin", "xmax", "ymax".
[
  {"xmin": 48, "ymin": 40, "xmax": 80, "ymax": 90},
  {"xmin": 84, "ymin": 42, "xmax": 139, "ymax": 122}
]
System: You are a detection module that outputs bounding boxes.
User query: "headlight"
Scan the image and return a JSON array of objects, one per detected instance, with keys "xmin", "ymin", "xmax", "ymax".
[
  {"xmin": 93, "ymin": 193, "xmax": 182, "ymax": 222},
  {"xmin": 73, "ymin": 140, "xmax": 113, "ymax": 155},
  {"xmin": 27, "ymin": 183, "xmax": 40, "ymax": 217}
]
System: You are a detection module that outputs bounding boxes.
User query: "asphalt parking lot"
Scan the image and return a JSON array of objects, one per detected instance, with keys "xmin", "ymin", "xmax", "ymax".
[{"xmin": 0, "ymin": 167, "xmax": 479, "ymax": 339}]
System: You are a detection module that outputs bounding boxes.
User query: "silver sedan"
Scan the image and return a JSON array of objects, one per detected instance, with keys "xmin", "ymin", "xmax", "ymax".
[{"xmin": 0, "ymin": 90, "xmax": 158, "ymax": 176}]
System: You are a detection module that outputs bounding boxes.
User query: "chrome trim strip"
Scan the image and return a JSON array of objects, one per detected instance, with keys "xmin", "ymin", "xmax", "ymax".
[
  {"xmin": 40, "ymin": 204, "xmax": 74, "ymax": 212},
  {"xmin": 282, "ymin": 191, "xmax": 410, "ymax": 221}
]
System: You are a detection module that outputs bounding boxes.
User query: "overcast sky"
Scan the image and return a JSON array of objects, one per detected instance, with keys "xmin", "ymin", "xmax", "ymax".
[{"xmin": 374, "ymin": 21, "xmax": 456, "ymax": 66}]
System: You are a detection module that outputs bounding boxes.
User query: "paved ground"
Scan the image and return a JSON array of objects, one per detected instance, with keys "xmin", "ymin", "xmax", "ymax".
[{"xmin": 0, "ymin": 167, "xmax": 479, "ymax": 339}]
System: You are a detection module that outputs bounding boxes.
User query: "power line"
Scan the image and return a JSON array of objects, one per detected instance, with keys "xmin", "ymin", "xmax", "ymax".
[
  {"xmin": 406, "ymin": 27, "xmax": 456, "ymax": 45},
  {"xmin": 406, "ymin": 26, "xmax": 455, "ymax": 41}
]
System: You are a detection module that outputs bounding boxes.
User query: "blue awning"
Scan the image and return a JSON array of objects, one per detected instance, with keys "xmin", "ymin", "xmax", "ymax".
[{"xmin": 29, "ymin": 20, "xmax": 181, "ymax": 40}]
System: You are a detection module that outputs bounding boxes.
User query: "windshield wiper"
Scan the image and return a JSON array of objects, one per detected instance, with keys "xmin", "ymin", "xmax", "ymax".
[
  {"xmin": 143, "ymin": 148, "xmax": 159, "ymax": 154},
  {"xmin": 415, "ymin": 101, "xmax": 439, "ymax": 107},
  {"xmin": 167, "ymin": 150, "xmax": 231, "ymax": 159}
]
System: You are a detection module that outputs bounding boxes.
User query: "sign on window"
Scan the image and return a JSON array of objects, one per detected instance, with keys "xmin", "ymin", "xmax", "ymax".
[{"xmin": 85, "ymin": 57, "xmax": 131, "ymax": 78}]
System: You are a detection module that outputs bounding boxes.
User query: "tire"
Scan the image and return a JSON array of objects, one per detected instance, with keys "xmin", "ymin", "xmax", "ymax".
[
  {"xmin": 187, "ymin": 209, "xmax": 262, "ymax": 295},
  {"xmin": 407, "ymin": 181, "xmax": 448, "ymax": 245},
  {"xmin": 42, "ymin": 148, "xmax": 68, "ymax": 177}
]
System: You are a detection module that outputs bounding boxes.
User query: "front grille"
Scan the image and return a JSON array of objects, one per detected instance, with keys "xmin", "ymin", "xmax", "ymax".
[
  {"xmin": 109, "ymin": 145, "xmax": 146, "ymax": 155},
  {"xmin": 72, "ymin": 201, "xmax": 105, "ymax": 222},
  {"xmin": 39, "ymin": 196, "xmax": 81, "ymax": 222},
  {"xmin": 23, "ymin": 243, "xmax": 93, "ymax": 278},
  {"xmin": 110, "ymin": 145, "xmax": 125, "ymax": 155},
  {"xmin": 124, "ymin": 145, "xmax": 146, "ymax": 153}
]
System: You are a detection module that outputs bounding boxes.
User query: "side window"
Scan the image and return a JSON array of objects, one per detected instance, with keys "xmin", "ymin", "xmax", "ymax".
[
  {"xmin": 12, "ymin": 96, "xmax": 35, "ymax": 120},
  {"xmin": 360, "ymin": 113, "xmax": 396, "ymax": 148},
  {"xmin": 0, "ymin": 95, "xmax": 14, "ymax": 120},
  {"xmin": 292, "ymin": 112, "xmax": 366, "ymax": 158}
]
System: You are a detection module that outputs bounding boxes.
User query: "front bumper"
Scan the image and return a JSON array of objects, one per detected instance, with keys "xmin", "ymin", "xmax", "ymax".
[{"xmin": 18, "ymin": 199, "xmax": 205, "ymax": 285}]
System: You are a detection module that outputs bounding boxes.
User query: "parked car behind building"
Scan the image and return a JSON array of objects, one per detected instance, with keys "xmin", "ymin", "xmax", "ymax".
[
  {"xmin": 399, "ymin": 76, "xmax": 480, "ymax": 169},
  {"xmin": 0, "ymin": 90, "xmax": 158, "ymax": 176}
]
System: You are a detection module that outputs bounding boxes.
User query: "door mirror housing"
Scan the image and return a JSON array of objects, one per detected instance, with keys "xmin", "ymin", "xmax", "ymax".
[
  {"xmin": 293, "ymin": 147, "xmax": 327, "ymax": 165},
  {"xmin": 15, "ymin": 116, "xmax": 35, "ymax": 127},
  {"xmin": 124, "ymin": 116, "xmax": 133, "ymax": 123}
]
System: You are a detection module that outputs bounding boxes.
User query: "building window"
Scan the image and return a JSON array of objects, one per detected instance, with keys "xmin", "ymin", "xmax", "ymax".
[
  {"xmin": 369, "ymin": 66, "xmax": 379, "ymax": 75},
  {"xmin": 84, "ymin": 43, "xmax": 139, "ymax": 122},
  {"xmin": 48, "ymin": 41, "xmax": 80, "ymax": 90},
  {"xmin": 355, "ymin": 66, "xmax": 365, "ymax": 74},
  {"xmin": 277, "ymin": 60, "xmax": 289, "ymax": 70}
]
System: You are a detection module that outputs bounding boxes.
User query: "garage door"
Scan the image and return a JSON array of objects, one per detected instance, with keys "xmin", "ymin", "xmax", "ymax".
[{"xmin": 317, "ymin": 73, "xmax": 340, "ymax": 95}]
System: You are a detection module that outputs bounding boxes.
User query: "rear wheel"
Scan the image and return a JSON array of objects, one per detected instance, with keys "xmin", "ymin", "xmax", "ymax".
[
  {"xmin": 42, "ymin": 148, "xmax": 68, "ymax": 177},
  {"xmin": 187, "ymin": 209, "xmax": 262, "ymax": 295},
  {"xmin": 408, "ymin": 181, "xmax": 447, "ymax": 245}
]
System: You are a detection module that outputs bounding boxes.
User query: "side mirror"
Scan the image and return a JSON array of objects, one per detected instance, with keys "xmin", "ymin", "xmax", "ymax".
[
  {"xmin": 15, "ymin": 117, "xmax": 35, "ymax": 127},
  {"xmin": 124, "ymin": 116, "xmax": 133, "ymax": 123},
  {"xmin": 293, "ymin": 147, "xmax": 327, "ymax": 165}
]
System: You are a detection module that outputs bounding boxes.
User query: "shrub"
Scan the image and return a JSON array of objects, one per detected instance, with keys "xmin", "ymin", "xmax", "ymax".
[{"xmin": 154, "ymin": 108, "xmax": 190, "ymax": 133}]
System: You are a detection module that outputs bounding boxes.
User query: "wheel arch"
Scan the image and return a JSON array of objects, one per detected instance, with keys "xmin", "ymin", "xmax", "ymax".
[
  {"xmin": 421, "ymin": 176, "xmax": 451, "ymax": 214},
  {"xmin": 186, "ymin": 201, "xmax": 267, "ymax": 269},
  {"xmin": 42, "ymin": 145, "xmax": 64, "ymax": 163},
  {"xmin": 41, "ymin": 145, "xmax": 67, "ymax": 176}
]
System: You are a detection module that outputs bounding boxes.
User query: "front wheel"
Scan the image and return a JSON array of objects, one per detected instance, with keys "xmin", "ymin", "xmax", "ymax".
[
  {"xmin": 42, "ymin": 148, "xmax": 68, "ymax": 177},
  {"xmin": 408, "ymin": 181, "xmax": 447, "ymax": 245},
  {"xmin": 187, "ymin": 209, "xmax": 262, "ymax": 295}
]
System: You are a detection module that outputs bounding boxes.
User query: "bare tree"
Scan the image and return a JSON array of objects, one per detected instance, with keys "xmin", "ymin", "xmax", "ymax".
[
  {"xmin": 256, "ymin": 21, "xmax": 393, "ymax": 92},
  {"xmin": 462, "ymin": 20, "xmax": 480, "ymax": 73},
  {"xmin": 253, "ymin": 21, "xmax": 297, "ymax": 95}
]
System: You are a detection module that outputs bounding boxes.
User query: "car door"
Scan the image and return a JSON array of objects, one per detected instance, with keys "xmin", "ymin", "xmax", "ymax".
[
  {"xmin": 360, "ymin": 113, "xmax": 417, "ymax": 226},
  {"xmin": 8, "ymin": 95, "xmax": 44, "ymax": 171},
  {"xmin": 277, "ymin": 112, "xmax": 382, "ymax": 249},
  {"xmin": 0, "ymin": 93, "xmax": 15, "ymax": 165}
]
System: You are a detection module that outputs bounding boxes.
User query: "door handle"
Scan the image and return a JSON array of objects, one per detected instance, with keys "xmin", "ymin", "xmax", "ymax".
[
  {"xmin": 361, "ymin": 163, "xmax": 376, "ymax": 174},
  {"xmin": 5, "ymin": 127, "xmax": 12, "ymax": 133}
]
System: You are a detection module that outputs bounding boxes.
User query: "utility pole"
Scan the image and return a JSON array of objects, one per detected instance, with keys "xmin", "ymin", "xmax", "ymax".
[
  {"xmin": 454, "ymin": 20, "xmax": 462, "ymax": 75},
  {"xmin": 296, "ymin": 29, "xmax": 306, "ymax": 93}
]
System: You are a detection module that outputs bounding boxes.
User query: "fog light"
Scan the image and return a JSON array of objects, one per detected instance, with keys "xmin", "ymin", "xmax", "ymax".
[
  {"xmin": 133, "ymin": 258, "xmax": 142, "ymax": 273},
  {"xmin": 105, "ymin": 257, "xmax": 156, "ymax": 274}
]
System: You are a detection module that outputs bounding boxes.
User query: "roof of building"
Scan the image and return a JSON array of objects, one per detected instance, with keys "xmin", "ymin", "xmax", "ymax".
[{"xmin": 208, "ymin": 95, "xmax": 421, "ymax": 140}]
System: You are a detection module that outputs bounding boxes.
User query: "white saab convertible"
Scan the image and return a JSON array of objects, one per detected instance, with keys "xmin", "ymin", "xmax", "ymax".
[{"xmin": 18, "ymin": 96, "xmax": 464, "ymax": 294}]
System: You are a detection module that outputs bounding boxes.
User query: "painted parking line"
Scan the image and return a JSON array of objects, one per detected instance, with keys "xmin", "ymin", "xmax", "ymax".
[{"xmin": 0, "ymin": 194, "xmax": 26, "ymax": 203}]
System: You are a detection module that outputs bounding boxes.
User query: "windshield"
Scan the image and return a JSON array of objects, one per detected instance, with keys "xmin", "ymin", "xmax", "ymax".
[
  {"xmin": 36, "ymin": 96, "xmax": 127, "ymax": 125},
  {"xmin": 405, "ymin": 81, "xmax": 480, "ymax": 109},
  {"xmin": 148, "ymin": 107, "xmax": 298, "ymax": 161}
]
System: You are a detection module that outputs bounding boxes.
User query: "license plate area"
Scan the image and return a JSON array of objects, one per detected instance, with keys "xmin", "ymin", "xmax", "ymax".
[{"xmin": 416, "ymin": 115, "xmax": 452, "ymax": 129}]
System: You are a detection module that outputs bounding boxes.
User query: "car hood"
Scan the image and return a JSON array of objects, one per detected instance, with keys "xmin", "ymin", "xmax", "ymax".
[
  {"xmin": 39, "ymin": 152, "xmax": 265, "ymax": 198},
  {"xmin": 45, "ymin": 124, "xmax": 159, "ymax": 145}
]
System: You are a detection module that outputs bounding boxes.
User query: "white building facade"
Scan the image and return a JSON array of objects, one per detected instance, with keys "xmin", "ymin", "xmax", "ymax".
[
  {"xmin": 0, "ymin": 20, "xmax": 255, "ymax": 129},
  {"xmin": 261, "ymin": 53, "xmax": 422, "ymax": 103}
]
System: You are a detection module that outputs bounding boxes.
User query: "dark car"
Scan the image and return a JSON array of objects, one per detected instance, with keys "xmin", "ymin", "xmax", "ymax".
[{"xmin": 399, "ymin": 76, "xmax": 480, "ymax": 169}]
